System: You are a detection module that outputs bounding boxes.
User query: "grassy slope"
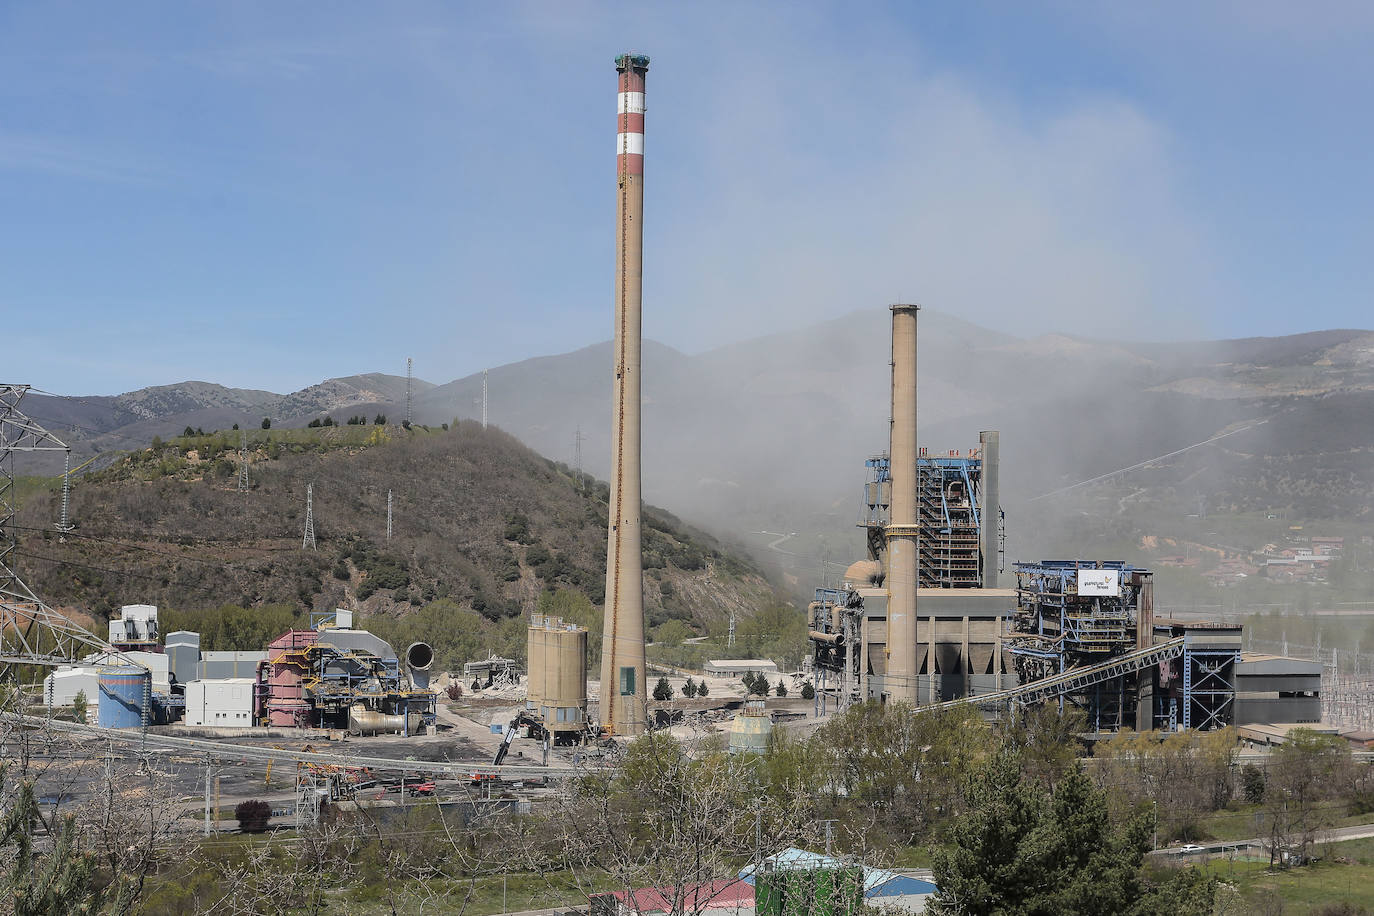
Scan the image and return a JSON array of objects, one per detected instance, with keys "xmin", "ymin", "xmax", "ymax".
[
  {"xmin": 12, "ymin": 422, "xmax": 777, "ymax": 669},
  {"xmin": 1197, "ymin": 836, "xmax": 1374, "ymax": 913}
]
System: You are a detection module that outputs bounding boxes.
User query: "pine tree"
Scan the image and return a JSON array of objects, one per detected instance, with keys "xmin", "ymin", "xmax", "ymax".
[{"xmin": 653, "ymin": 676, "xmax": 674, "ymax": 701}]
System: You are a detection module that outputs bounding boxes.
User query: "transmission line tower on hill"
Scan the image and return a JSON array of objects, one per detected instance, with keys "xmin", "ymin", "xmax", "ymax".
[
  {"xmin": 57, "ymin": 450, "xmax": 74, "ymax": 532},
  {"xmin": 237, "ymin": 429, "xmax": 249, "ymax": 493},
  {"xmin": 0, "ymin": 384, "xmax": 119, "ymax": 665},
  {"xmin": 574, "ymin": 426, "xmax": 585, "ymax": 493},
  {"xmin": 302, "ymin": 483, "xmax": 317, "ymax": 551},
  {"xmin": 481, "ymin": 369, "xmax": 488, "ymax": 429},
  {"xmin": 405, "ymin": 358, "xmax": 413, "ymax": 425},
  {"xmin": 386, "ymin": 489, "xmax": 393, "ymax": 541}
]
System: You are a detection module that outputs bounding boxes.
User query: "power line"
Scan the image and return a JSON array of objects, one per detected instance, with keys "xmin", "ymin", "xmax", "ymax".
[
  {"xmin": 1027, "ymin": 419, "xmax": 1271, "ymax": 503},
  {"xmin": 14, "ymin": 550, "xmax": 223, "ymax": 597},
  {"xmin": 9, "ymin": 525, "xmax": 298, "ymax": 564}
]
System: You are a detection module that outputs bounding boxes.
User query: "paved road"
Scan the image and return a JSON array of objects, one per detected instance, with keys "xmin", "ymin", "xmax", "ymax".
[{"xmin": 1152, "ymin": 821, "xmax": 1374, "ymax": 859}]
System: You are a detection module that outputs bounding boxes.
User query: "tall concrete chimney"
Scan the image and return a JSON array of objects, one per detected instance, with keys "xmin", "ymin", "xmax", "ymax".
[
  {"xmin": 886, "ymin": 304, "xmax": 920, "ymax": 704},
  {"xmin": 979, "ymin": 430, "xmax": 1000, "ymax": 589},
  {"xmin": 599, "ymin": 53, "xmax": 650, "ymax": 736}
]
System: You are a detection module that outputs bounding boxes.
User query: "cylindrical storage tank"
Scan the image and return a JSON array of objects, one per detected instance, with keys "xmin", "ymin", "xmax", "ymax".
[
  {"xmin": 728, "ymin": 702, "xmax": 772, "ymax": 755},
  {"xmin": 526, "ymin": 616, "xmax": 553, "ymax": 711},
  {"xmin": 97, "ymin": 666, "xmax": 150, "ymax": 728},
  {"xmin": 529, "ymin": 617, "xmax": 587, "ymax": 732}
]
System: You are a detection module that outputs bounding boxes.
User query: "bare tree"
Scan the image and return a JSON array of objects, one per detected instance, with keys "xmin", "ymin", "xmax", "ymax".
[{"xmin": 527, "ymin": 727, "xmax": 812, "ymax": 916}]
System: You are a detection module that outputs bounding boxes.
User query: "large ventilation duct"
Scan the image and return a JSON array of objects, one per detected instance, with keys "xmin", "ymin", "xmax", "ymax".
[
  {"xmin": 600, "ymin": 52, "xmax": 651, "ymax": 737},
  {"xmin": 348, "ymin": 705, "xmax": 424, "ymax": 736},
  {"xmin": 979, "ymin": 430, "xmax": 1000, "ymax": 588},
  {"xmin": 886, "ymin": 304, "xmax": 920, "ymax": 704},
  {"xmin": 406, "ymin": 642, "xmax": 434, "ymax": 690}
]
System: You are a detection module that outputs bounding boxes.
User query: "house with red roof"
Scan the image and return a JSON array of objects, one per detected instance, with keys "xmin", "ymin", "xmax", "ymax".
[{"xmin": 589, "ymin": 878, "xmax": 755, "ymax": 916}]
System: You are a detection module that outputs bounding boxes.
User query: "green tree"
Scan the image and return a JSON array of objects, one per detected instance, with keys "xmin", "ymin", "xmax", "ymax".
[
  {"xmin": 653, "ymin": 619, "xmax": 691, "ymax": 648},
  {"xmin": 696, "ymin": 680, "xmax": 709, "ymax": 698},
  {"xmin": 929, "ymin": 750, "xmax": 1215, "ymax": 916},
  {"xmin": 261, "ymin": 417, "xmax": 271, "ymax": 429},
  {"xmin": 71, "ymin": 689, "xmax": 88, "ymax": 724},
  {"xmin": 775, "ymin": 680, "xmax": 788, "ymax": 698},
  {"xmin": 653, "ymin": 676, "xmax": 674, "ymax": 701},
  {"xmin": 183, "ymin": 426, "xmax": 195, "ymax": 437},
  {"xmin": 800, "ymin": 682, "xmax": 815, "ymax": 700},
  {"xmin": 1241, "ymin": 764, "xmax": 1266, "ymax": 804},
  {"xmin": 1, "ymin": 775, "xmax": 137, "ymax": 913},
  {"xmin": 682, "ymin": 679, "xmax": 697, "ymax": 698}
]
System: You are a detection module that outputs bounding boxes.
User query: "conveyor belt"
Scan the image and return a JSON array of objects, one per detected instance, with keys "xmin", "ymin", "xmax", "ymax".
[{"xmin": 923, "ymin": 636, "xmax": 1186, "ymax": 712}]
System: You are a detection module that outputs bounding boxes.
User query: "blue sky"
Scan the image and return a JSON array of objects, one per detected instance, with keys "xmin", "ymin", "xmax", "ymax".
[{"xmin": 4, "ymin": 2, "xmax": 1371, "ymax": 394}]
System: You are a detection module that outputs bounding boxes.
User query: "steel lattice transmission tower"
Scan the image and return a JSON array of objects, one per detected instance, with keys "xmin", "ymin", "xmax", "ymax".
[
  {"xmin": 481, "ymin": 369, "xmax": 488, "ymax": 429},
  {"xmin": 237, "ymin": 429, "xmax": 249, "ymax": 493},
  {"xmin": 56, "ymin": 450, "xmax": 74, "ymax": 532},
  {"xmin": 0, "ymin": 385, "xmax": 120, "ymax": 666},
  {"xmin": 302, "ymin": 482, "xmax": 317, "ymax": 551},
  {"xmin": 574, "ymin": 426, "xmax": 585, "ymax": 494},
  {"xmin": 405, "ymin": 357, "xmax": 413, "ymax": 426},
  {"xmin": 386, "ymin": 489, "xmax": 393, "ymax": 541}
]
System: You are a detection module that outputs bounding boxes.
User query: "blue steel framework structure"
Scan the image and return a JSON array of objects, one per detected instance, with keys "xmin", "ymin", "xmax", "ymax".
[
  {"xmin": 860, "ymin": 451, "xmax": 989, "ymax": 588},
  {"xmin": 1009, "ymin": 560, "xmax": 1146, "ymax": 731},
  {"xmin": 1154, "ymin": 628, "xmax": 1241, "ymax": 732},
  {"xmin": 1008, "ymin": 561, "xmax": 1237, "ymax": 732}
]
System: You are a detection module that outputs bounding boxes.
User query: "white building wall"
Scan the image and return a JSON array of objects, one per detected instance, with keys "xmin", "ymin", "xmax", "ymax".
[
  {"xmin": 45, "ymin": 668, "xmax": 101, "ymax": 710},
  {"xmin": 185, "ymin": 679, "xmax": 255, "ymax": 727}
]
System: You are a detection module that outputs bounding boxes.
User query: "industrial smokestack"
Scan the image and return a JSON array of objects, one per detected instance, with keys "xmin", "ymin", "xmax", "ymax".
[
  {"xmin": 599, "ymin": 52, "xmax": 650, "ymax": 737},
  {"xmin": 886, "ymin": 304, "xmax": 920, "ymax": 704},
  {"xmin": 979, "ymin": 430, "xmax": 1000, "ymax": 589}
]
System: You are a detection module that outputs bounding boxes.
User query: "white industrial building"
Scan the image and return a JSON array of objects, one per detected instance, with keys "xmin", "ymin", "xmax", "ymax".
[
  {"xmin": 109, "ymin": 604, "xmax": 159, "ymax": 644},
  {"xmin": 44, "ymin": 650, "xmax": 170, "ymax": 711},
  {"xmin": 703, "ymin": 659, "xmax": 780, "ymax": 679},
  {"xmin": 45, "ymin": 667, "xmax": 101, "ymax": 710},
  {"xmin": 185, "ymin": 678, "xmax": 255, "ymax": 727}
]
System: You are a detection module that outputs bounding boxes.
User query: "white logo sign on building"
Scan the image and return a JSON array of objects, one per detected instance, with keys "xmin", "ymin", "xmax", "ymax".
[{"xmin": 1077, "ymin": 569, "xmax": 1121, "ymax": 597}]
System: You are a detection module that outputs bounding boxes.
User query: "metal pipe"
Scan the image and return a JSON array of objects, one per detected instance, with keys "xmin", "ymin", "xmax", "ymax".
[
  {"xmin": 886, "ymin": 304, "xmax": 920, "ymax": 704},
  {"xmin": 979, "ymin": 430, "xmax": 1000, "ymax": 588},
  {"xmin": 406, "ymin": 641, "xmax": 433, "ymax": 690},
  {"xmin": 347, "ymin": 704, "xmax": 422, "ymax": 736},
  {"xmin": 600, "ymin": 53, "xmax": 651, "ymax": 737}
]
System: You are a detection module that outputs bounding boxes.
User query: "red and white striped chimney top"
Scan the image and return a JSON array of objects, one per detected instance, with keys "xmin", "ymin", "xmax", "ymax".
[{"xmin": 616, "ymin": 54, "xmax": 649, "ymax": 176}]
